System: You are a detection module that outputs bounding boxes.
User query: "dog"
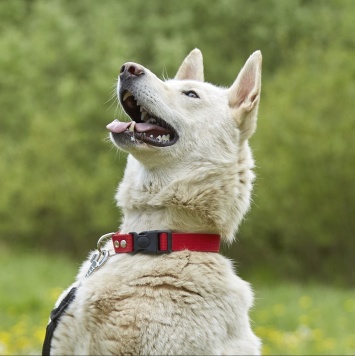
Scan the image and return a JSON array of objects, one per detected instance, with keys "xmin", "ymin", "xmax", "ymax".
[{"xmin": 46, "ymin": 49, "xmax": 262, "ymax": 355}]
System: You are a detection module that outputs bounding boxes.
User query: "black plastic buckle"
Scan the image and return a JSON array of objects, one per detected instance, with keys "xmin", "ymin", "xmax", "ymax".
[{"xmin": 130, "ymin": 230, "xmax": 172, "ymax": 254}]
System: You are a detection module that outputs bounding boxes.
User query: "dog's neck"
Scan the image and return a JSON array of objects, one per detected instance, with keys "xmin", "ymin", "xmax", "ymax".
[{"xmin": 116, "ymin": 141, "xmax": 254, "ymax": 243}]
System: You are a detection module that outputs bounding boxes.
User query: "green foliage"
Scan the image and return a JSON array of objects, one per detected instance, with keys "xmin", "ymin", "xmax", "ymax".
[
  {"xmin": 230, "ymin": 40, "xmax": 355, "ymax": 284},
  {"xmin": 0, "ymin": 0, "xmax": 354, "ymax": 281}
]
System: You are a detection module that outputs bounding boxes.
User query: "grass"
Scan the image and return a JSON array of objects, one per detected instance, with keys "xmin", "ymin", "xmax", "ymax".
[
  {"xmin": 0, "ymin": 246, "xmax": 79, "ymax": 355},
  {"xmin": 251, "ymin": 282, "xmax": 355, "ymax": 354},
  {"xmin": 0, "ymin": 247, "xmax": 354, "ymax": 355}
]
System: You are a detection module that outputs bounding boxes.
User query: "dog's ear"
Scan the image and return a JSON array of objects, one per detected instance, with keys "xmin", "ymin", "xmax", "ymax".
[
  {"xmin": 175, "ymin": 48, "xmax": 204, "ymax": 81},
  {"xmin": 228, "ymin": 51, "xmax": 262, "ymax": 141}
]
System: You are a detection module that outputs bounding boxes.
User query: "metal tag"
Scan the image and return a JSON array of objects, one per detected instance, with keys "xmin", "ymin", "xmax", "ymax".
[{"xmin": 85, "ymin": 249, "xmax": 109, "ymax": 278}]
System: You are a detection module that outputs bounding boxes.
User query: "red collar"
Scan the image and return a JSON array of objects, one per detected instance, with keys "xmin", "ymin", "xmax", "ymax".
[{"xmin": 111, "ymin": 230, "xmax": 220, "ymax": 254}]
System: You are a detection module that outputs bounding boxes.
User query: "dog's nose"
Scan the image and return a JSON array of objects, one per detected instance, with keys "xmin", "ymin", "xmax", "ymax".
[{"xmin": 120, "ymin": 62, "xmax": 145, "ymax": 79}]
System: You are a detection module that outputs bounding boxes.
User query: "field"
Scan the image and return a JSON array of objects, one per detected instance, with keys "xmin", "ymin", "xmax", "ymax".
[{"xmin": 0, "ymin": 248, "xmax": 354, "ymax": 355}]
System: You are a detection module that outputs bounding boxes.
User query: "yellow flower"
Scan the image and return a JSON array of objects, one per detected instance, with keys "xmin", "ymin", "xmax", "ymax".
[
  {"xmin": 312, "ymin": 328, "xmax": 323, "ymax": 341},
  {"xmin": 262, "ymin": 344, "xmax": 272, "ymax": 355},
  {"xmin": 298, "ymin": 314, "xmax": 310, "ymax": 325},
  {"xmin": 299, "ymin": 295, "xmax": 312, "ymax": 309},
  {"xmin": 323, "ymin": 337, "xmax": 336, "ymax": 351},
  {"xmin": 34, "ymin": 326, "xmax": 46, "ymax": 343}
]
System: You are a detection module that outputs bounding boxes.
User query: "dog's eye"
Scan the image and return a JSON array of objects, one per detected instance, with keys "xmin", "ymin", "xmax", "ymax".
[{"xmin": 183, "ymin": 90, "xmax": 199, "ymax": 99}]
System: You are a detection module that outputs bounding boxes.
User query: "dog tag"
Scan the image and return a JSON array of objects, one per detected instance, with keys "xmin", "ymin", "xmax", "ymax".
[{"xmin": 85, "ymin": 249, "xmax": 109, "ymax": 278}]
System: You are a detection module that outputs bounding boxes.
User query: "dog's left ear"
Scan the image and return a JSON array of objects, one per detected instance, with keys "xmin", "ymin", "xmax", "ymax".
[
  {"xmin": 228, "ymin": 51, "xmax": 262, "ymax": 141},
  {"xmin": 175, "ymin": 48, "xmax": 204, "ymax": 81}
]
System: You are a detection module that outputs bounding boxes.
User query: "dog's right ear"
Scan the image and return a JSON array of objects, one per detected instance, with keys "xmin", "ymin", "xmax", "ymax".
[
  {"xmin": 228, "ymin": 51, "xmax": 262, "ymax": 141},
  {"xmin": 175, "ymin": 48, "xmax": 204, "ymax": 81}
]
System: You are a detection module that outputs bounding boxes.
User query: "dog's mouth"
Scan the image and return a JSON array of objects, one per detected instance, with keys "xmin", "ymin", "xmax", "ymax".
[{"xmin": 107, "ymin": 90, "xmax": 178, "ymax": 147}]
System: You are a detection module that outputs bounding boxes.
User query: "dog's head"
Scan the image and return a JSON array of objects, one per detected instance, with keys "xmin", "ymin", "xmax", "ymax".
[
  {"xmin": 108, "ymin": 49, "xmax": 262, "ymax": 241},
  {"xmin": 107, "ymin": 49, "xmax": 262, "ymax": 168}
]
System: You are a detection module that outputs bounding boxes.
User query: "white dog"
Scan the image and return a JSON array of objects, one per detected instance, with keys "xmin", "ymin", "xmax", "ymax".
[{"xmin": 46, "ymin": 48, "xmax": 262, "ymax": 355}]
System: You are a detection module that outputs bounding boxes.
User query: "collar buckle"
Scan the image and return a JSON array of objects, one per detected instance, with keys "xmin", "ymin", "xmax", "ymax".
[{"xmin": 131, "ymin": 230, "xmax": 172, "ymax": 254}]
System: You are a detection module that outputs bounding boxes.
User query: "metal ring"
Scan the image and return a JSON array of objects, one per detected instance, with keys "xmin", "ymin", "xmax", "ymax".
[{"xmin": 97, "ymin": 232, "xmax": 115, "ymax": 252}]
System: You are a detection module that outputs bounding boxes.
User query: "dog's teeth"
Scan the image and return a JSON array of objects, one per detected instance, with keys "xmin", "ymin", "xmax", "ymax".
[
  {"xmin": 129, "ymin": 121, "xmax": 136, "ymax": 132},
  {"xmin": 141, "ymin": 111, "xmax": 148, "ymax": 121},
  {"xmin": 147, "ymin": 118, "xmax": 156, "ymax": 124},
  {"xmin": 157, "ymin": 135, "xmax": 162, "ymax": 142},
  {"xmin": 123, "ymin": 91, "xmax": 133, "ymax": 102},
  {"xmin": 150, "ymin": 135, "xmax": 153, "ymax": 138},
  {"xmin": 161, "ymin": 134, "xmax": 170, "ymax": 142}
]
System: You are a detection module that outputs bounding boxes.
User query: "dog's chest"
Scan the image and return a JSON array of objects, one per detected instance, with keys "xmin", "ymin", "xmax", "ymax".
[{"xmin": 50, "ymin": 252, "xmax": 255, "ymax": 355}]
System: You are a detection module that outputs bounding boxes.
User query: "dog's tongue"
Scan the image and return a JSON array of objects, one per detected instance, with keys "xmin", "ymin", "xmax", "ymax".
[
  {"xmin": 107, "ymin": 119, "xmax": 171, "ymax": 135},
  {"xmin": 135, "ymin": 122, "xmax": 171, "ymax": 135},
  {"xmin": 106, "ymin": 120, "xmax": 131, "ymax": 133}
]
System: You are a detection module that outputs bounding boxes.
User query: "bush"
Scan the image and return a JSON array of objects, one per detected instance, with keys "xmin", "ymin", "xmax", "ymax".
[{"xmin": 0, "ymin": 0, "xmax": 354, "ymax": 283}]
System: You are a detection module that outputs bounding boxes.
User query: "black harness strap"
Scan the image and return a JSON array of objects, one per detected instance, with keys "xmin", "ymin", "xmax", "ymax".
[{"xmin": 42, "ymin": 287, "xmax": 77, "ymax": 356}]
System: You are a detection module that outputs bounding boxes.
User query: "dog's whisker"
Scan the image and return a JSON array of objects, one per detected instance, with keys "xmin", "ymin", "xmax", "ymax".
[
  {"xmin": 105, "ymin": 87, "xmax": 119, "ymax": 110},
  {"xmin": 105, "ymin": 92, "xmax": 117, "ymax": 105},
  {"xmin": 161, "ymin": 66, "xmax": 169, "ymax": 81}
]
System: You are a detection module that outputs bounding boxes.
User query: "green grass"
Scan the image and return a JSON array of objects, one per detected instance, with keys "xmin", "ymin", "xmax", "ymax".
[
  {"xmin": 0, "ymin": 248, "xmax": 354, "ymax": 355},
  {"xmin": 251, "ymin": 282, "xmax": 355, "ymax": 354},
  {"xmin": 0, "ymin": 246, "xmax": 78, "ymax": 355}
]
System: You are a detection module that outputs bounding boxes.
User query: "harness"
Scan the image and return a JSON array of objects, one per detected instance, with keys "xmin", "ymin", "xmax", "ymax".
[
  {"xmin": 42, "ymin": 287, "xmax": 77, "ymax": 355},
  {"xmin": 42, "ymin": 230, "xmax": 220, "ymax": 355}
]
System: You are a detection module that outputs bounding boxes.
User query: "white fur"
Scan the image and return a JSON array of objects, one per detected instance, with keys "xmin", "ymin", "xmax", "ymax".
[{"xmin": 50, "ymin": 49, "xmax": 262, "ymax": 355}]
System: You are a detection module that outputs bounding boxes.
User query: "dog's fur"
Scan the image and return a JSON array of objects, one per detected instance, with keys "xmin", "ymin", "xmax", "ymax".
[{"xmin": 50, "ymin": 49, "xmax": 262, "ymax": 355}]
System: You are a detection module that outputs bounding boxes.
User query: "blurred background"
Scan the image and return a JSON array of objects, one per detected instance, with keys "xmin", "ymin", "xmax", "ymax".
[{"xmin": 0, "ymin": 0, "xmax": 354, "ymax": 354}]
